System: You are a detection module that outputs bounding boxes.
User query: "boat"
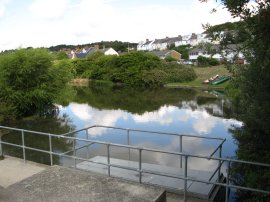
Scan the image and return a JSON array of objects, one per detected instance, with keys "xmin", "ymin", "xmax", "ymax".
[
  {"xmin": 210, "ymin": 75, "xmax": 231, "ymax": 85},
  {"xmin": 202, "ymin": 74, "xmax": 219, "ymax": 84}
]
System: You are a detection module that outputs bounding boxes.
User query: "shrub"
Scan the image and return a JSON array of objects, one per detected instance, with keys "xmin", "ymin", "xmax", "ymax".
[
  {"xmin": 0, "ymin": 48, "xmax": 69, "ymax": 116},
  {"xmin": 197, "ymin": 56, "xmax": 219, "ymax": 67}
]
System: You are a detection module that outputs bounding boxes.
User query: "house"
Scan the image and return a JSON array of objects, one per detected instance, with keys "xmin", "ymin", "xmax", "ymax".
[
  {"xmin": 149, "ymin": 50, "xmax": 181, "ymax": 60},
  {"xmin": 137, "ymin": 33, "xmax": 211, "ymax": 51},
  {"xmin": 137, "ymin": 39, "xmax": 155, "ymax": 51},
  {"xmin": 189, "ymin": 44, "xmax": 246, "ymax": 63},
  {"xmin": 70, "ymin": 46, "xmax": 119, "ymax": 59},
  {"xmin": 103, "ymin": 47, "xmax": 119, "ymax": 56}
]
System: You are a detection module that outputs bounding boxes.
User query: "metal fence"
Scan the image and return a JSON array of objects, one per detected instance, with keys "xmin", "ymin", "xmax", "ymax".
[{"xmin": 0, "ymin": 125, "xmax": 269, "ymax": 202}]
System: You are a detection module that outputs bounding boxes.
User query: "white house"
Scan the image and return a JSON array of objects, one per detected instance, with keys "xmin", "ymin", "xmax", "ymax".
[
  {"xmin": 137, "ymin": 39, "xmax": 156, "ymax": 51},
  {"xmin": 70, "ymin": 46, "xmax": 119, "ymax": 59},
  {"xmin": 137, "ymin": 33, "xmax": 211, "ymax": 51},
  {"xmin": 189, "ymin": 44, "xmax": 246, "ymax": 63},
  {"xmin": 103, "ymin": 47, "xmax": 119, "ymax": 56}
]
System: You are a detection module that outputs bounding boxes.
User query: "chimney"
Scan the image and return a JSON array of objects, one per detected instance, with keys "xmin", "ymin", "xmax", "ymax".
[
  {"xmin": 146, "ymin": 39, "xmax": 149, "ymax": 42},
  {"xmin": 166, "ymin": 36, "xmax": 169, "ymax": 39},
  {"xmin": 94, "ymin": 44, "xmax": 99, "ymax": 50}
]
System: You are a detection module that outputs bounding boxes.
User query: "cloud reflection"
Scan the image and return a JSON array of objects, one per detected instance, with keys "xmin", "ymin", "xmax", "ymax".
[
  {"xmin": 68, "ymin": 100, "xmax": 242, "ymax": 138},
  {"xmin": 69, "ymin": 103, "xmax": 128, "ymax": 136}
]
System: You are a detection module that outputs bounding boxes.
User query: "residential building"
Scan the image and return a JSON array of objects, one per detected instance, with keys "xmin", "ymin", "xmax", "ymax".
[
  {"xmin": 70, "ymin": 46, "xmax": 119, "ymax": 59},
  {"xmin": 189, "ymin": 44, "xmax": 246, "ymax": 63},
  {"xmin": 137, "ymin": 33, "xmax": 211, "ymax": 51},
  {"xmin": 149, "ymin": 50, "xmax": 181, "ymax": 60}
]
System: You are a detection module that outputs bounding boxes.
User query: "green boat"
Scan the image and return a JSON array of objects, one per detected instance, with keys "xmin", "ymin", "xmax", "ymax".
[{"xmin": 210, "ymin": 75, "xmax": 231, "ymax": 85}]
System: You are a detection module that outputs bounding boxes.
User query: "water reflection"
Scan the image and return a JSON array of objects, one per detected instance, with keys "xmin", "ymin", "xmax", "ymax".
[{"xmin": 2, "ymin": 86, "xmax": 241, "ymax": 167}]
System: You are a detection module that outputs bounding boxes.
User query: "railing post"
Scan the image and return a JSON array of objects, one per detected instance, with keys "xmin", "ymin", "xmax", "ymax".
[
  {"xmin": 127, "ymin": 129, "xmax": 130, "ymax": 161},
  {"xmin": 107, "ymin": 144, "xmax": 111, "ymax": 177},
  {"xmin": 21, "ymin": 130, "xmax": 26, "ymax": 163},
  {"xmin": 183, "ymin": 155, "xmax": 188, "ymax": 202},
  {"xmin": 180, "ymin": 135, "xmax": 183, "ymax": 168},
  {"xmin": 225, "ymin": 161, "xmax": 231, "ymax": 202},
  {"xmin": 218, "ymin": 145, "xmax": 222, "ymax": 181},
  {"xmin": 0, "ymin": 135, "xmax": 3, "ymax": 157},
  {"xmin": 73, "ymin": 137, "xmax": 76, "ymax": 168},
  {"xmin": 86, "ymin": 130, "xmax": 89, "ymax": 159},
  {"xmin": 139, "ymin": 148, "xmax": 142, "ymax": 183},
  {"xmin": 49, "ymin": 134, "xmax": 53, "ymax": 166}
]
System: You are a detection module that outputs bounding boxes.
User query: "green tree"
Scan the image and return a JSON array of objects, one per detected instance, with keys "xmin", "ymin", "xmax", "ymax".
[
  {"xmin": 197, "ymin": 56, "xmax": 219, "ymax": 66},
  {"xmin": 56, "ymin": 50, "xmax": 69, "ymax": 60},
  {"xmin": 0, "ymin": 48, "xmax": 70, "ymax": 117},
  {"xmin": 170, "ymin": 44, "xmax": 191, "ymax": 60},
  {"xmin": 202, "ymin": 1, "xmax": 270, "ymax": 201}
]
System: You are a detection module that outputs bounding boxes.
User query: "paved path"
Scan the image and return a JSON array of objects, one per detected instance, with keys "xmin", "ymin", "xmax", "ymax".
[
  {"xmin": 0, "ymin": 156, "xmax": 207, "ymax": 202},
  {"xmin": 0, "ymin": 156, "xmax": 48, "ymax": 188}
]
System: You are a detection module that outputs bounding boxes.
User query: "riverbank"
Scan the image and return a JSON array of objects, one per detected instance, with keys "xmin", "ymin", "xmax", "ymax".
[
  {"xmin": 70, "ymin": 65, "xmax": 231, "ymax": 90},
  {"xmin": 165, "ymin": 65, "xmax": 231, "ymax": 90}
]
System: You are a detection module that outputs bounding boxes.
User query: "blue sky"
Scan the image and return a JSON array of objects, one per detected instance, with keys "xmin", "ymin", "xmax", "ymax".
[{"xmin": 0, "ymin": 0, "xmax": 236, "ymax": 51}]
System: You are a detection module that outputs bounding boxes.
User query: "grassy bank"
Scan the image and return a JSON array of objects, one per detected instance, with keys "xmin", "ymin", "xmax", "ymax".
[{"xmin": 165, "ymin": 65, "xmax": 231, "ymax": 89}]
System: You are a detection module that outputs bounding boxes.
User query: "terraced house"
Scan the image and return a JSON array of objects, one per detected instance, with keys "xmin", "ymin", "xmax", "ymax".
[{"xmin": 137, "ymin": 33, "xmax": 210, "ymax": 51}]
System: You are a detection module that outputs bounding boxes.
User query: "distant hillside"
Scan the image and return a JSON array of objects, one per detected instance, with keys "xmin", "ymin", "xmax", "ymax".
[{"xmin": 48, "ymin": 41, "xmax": 138, "ymax": 53}]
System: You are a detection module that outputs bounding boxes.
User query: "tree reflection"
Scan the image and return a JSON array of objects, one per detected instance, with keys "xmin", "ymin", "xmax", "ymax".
[{"xmin": 2, "ymin": 106, "xmax": 75, "ymax": 165}]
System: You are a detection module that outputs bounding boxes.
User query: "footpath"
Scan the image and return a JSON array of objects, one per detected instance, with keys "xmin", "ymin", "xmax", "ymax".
[{"xmin": 0, "ymin": 156, "xmax": 206, "ymax": 202}]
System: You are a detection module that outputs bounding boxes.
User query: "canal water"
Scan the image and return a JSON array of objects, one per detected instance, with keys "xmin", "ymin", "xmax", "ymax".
[
  {"xmin": 2, "ymin": 85, "xmax": 241, "ymax": 170},
  {"xmin": 1, "ymin": 85, "xmax": 243, "ymax": 200}
]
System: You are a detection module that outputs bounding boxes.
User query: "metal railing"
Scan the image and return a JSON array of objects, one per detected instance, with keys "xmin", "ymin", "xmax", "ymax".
[{"xmin": 0, "ymin": 125, "xmax": 269, "ymax": 202}]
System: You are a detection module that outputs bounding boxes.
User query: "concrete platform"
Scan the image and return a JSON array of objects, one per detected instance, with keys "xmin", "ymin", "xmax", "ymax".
[
  {"xmin": 76, "ymin": 156, "xmax": 218, "ymax": 199},
  {"xmin": 0, "ymin": 165, "xmax": 166, "ymax": 202},
  {"xmin": 0, "ymin": 156, "xmax": 48, "ymax": 188}
]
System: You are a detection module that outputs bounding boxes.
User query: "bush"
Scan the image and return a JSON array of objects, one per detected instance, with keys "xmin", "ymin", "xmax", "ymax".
[
  {"xmin": 197, "ymin": 56, "xmax": 219, "ymax": 67},
  {"xmin": 73, "ymin": 51, "xmax": 197, "ymax": 87},
  {"xmin": 0, "ymin": 48, "xmax": 69, "ymax": 116}
]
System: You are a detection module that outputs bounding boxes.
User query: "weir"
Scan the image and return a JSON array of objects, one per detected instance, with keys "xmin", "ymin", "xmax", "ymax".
[{"xmin": 0, "ymin": 125, "xmax": 269, "ymax": 202}]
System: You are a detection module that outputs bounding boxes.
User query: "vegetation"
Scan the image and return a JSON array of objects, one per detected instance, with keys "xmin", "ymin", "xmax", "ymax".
[
  {"xmin": 166, "ymin": 65, "xmax": 230, "ymax": 87},
  {"xmin": 72, "ymin": 51, "xmax": 197, "ymax": 87},
  {"xmin": 169, "ymin": 44, "xmax": 191, "ymax": 60},
  {"xmin": 49, "ymin": 40, "xmax": 138, "ymax": 53},
  {"xmin": 55, "ymin": 50, "xmax": 69, "ymax": 60},
  {"xmin": 0, "ymin": 48, "xmax": 71, "ymax": 120},
  {"xmin": 202, "ymin": 0, "xmax": 270, "ymax": 201},
  {"xmin": 197, "ymin": 56, "xmax": 219, "ymax": 67}
]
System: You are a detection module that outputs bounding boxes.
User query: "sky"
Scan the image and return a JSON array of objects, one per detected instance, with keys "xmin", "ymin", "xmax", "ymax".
[{"xmin": 0, "ymin": 0, "xmax": 237, "ymax": 51}]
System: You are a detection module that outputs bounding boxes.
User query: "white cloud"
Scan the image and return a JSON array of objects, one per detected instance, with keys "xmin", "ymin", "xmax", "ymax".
[
  {"xmin": 29, "ymin": 0, "xmax": 68, "ymax": 20},
  {"xmin": 1, "ymin": 0, "xmax": 238, "ymax": 53},
  {"xmin": 0, "ymin": 0, "xmax": 10, "ymax": 18}
]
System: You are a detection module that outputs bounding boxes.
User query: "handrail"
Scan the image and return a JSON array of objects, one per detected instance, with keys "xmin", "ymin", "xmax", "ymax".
[
  {"xmin": 0, "ymin": 125, "xmax": 269, "ymax": 167},
  {"xmin": 209, "ymin": 139, "xmax": 226, "ymax": 158},
  {"xmin": 62, "ymin": 125, "xmax": 225, "ymax": 141},
  {"xmin": 0, "ymin": 125, "xmax": 269, "ymax": 202}
]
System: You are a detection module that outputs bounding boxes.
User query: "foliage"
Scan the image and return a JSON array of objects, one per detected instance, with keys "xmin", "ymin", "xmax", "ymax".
[
  {"xmin": 0, "ymin": 48, "xmax": 70, "ymax": 117},
  {"xmin": 48, "ymin": 41, "xmax": 138, "ymax": 53},
  {"xmin": 202, "ymin": 1, "xmax": 270, "ymax": 201},
  {"xmin": 87, "ymin": 51, "xmax": 104, "ymax": 61},
  {"xmin": 71, "ymin": 51, "xmax": 196, "ymax": 87},
  {"xmin": 55, "ymin": 51, "xmax": 69, "ymax": 60},
  {"xmin": 197, "ymin": 56, "xmax": 219, "ymax": 67},
  {"xmin": 165, "ymin": 56, "xmax": 177, "ymax": 62},
  {"xmin": 170, "ymin": 45, "xmax": 191, "ymax": 60}
]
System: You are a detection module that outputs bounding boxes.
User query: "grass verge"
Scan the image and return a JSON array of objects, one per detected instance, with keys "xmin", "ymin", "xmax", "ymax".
[{"xmin": 166, "ymin": 65, "xmax": 231, "ymax": 89}]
